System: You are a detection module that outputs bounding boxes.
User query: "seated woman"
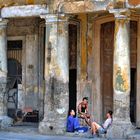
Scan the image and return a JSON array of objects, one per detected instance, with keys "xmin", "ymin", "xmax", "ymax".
[
  {"xmin": 78, "ymin": 97, "xmax": 91, "ymax": 126},
  {"xmin": 66, "ymin": 109, "xmax": 88, "ymax": 133},
  {"xmin": 91, "ymin": 110, "xmax": 113, "ymax": 137}
]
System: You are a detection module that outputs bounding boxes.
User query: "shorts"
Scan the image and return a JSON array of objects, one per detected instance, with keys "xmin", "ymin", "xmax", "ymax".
[
  {"xmin": 78, "ymin": 112, "xmax": 85, "ymax": 118},
  {"xmin": 98, "ymin": 127, "xmax": 106, "ymax": 134}
]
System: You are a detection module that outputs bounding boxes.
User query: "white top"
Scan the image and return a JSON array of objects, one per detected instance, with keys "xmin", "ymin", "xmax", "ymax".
[{"xmin": 102, "ymin": 118, "xmax": 112, "ymax": 129}]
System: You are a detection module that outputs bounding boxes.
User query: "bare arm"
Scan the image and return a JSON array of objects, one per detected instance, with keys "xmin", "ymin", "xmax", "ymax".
[
  {"xmin": 86, "ymin": 104, "xmax": 89, "ymax": 114},
  {"xmin": 78, "ymin": 103, "xmax": 82, "ymax": 113}
]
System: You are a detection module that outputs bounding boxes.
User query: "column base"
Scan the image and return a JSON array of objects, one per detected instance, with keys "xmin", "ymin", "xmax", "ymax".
[
  {"xmin": 39, "ymin": 119, "xmax": 66, "ymax": 135},
  {"xmin": 106, "ymin": 120, "xmax": 135, "ymax": 139},
  {"xmin": 136, "ymin": 120, "xmax": 140, "ymax": 128},
  {"xmin": 0, "ymin": 116, "xmax": 13, "ymax": 129}
]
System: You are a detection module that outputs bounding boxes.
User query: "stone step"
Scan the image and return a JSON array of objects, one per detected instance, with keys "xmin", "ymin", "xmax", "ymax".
[
  {"xmin": 3, "ymin": 122, "xmax": 39, "ymax": 135},
  {"xmin": 128, "ymin": 134, "xmax": 140, "ymax": 140},
  {"xmin": 127, "ymin": 129, "xmax": 140, "ymax": 140}
]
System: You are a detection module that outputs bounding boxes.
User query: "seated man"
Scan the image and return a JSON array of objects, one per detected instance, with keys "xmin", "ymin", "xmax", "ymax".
[
  {"xmin": 67, "ymin": 109, "xmax": 79, "ymax": 132},
  {"xmin": 91, "ymin": 110, "xmax": 113, "ymax": 137},
  {"xmin": 66, "ymin": 109, "xmax": 88, "ymax": 133},
  {"xmin": 78, "ymin": 97, "xmax": 91, "ymax": 126}
]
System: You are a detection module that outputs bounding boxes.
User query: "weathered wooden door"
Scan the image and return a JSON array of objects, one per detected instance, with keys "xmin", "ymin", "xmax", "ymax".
[
  {"xmin": 101, "ymin": 21, "xmax": 137, "ymax": 120},
  {"xmin": 101, "ymin": 21, "xmax": 114, "ymax": 119}
]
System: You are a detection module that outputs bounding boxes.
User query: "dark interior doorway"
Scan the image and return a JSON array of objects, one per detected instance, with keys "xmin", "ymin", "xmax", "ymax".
[
  {"xmin": 69, "ymin": 70, "xmax": 77, "ymax": 112},
  {"xmin": 130, "ymin": 68, "xmax": 136, "ymax": 123},
  {"xmin": 7, "ymin": 40, "xmax": 22, "ymax": 118},
  {"xmin": 69, "ymin": 23, "xmax": 78, "ymax": 113}
]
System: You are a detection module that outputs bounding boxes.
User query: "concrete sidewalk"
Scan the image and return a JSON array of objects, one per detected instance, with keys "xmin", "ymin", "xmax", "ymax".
[
  {"xmin": 1, "ymin": 123, "xmax": 139, "ymax": 140},
  {"xmin": 0, "ymin": 131, "xmax": 126, "ymax": 140}
]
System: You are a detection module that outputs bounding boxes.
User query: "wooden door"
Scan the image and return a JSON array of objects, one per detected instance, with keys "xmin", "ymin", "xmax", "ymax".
[
  {"xmin": 101, "ymin": 21, "xmax": 114, "ymax": 119},
  {"xmin": 101, "ymin": 21, "xmax": 137, "ymax": 119}
]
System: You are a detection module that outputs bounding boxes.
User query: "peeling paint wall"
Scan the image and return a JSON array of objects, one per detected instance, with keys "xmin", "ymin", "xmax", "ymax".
[
  {"xmin": 78, "ymin": 14, "xmax": 87, "ymax": 80},
  {"xmin": 87, "ymin": 15, "xmax": 93, "ymax": 81},
  {"xmin": 76, "ymin": 14, "xmax": 94, "ymax": 119}
]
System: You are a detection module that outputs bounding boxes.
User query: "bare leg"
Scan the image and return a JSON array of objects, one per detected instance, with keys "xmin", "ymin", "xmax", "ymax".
[
  {"xmin": 85, "ymin": 116, "xmax": 91, "ymax": 126},
  {"xmin": 91, "ymin": 122, "xmax": 101, "ymax": 134},
  {"xmin": 80, "ymin": 114, "xmax": 91, "ymax": 126}
]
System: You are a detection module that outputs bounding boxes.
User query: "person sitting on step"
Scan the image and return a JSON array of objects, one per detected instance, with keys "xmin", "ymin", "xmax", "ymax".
[
  {"xmin": 78, "ymin": 97, "xmax": 91, "ymax": 126},
  {"xmin": 66, "ymin": 109, "xmax": 88, "ymax": 133},
  {"xmin": 91, "ymin": 110, "xmax": 113, "ymax": 137}
]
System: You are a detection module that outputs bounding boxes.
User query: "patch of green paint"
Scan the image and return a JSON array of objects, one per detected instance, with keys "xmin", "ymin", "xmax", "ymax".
[{"xmin": 115, "ymin": 67, "xmax": 127, "ymax": 92}]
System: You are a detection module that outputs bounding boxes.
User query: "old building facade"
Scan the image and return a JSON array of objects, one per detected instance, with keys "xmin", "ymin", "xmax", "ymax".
[{"xmin": 0, "ymin": 0, "xmax": 140, "ymax": 138}]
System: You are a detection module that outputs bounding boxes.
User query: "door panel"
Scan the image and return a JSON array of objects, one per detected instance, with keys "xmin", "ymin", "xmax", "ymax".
[
  {"xmin": 130, "ymin": 21, "xmax": 137, "ymax": 68},
  {"xmin": 101, "ymin": 21, "xmax": 137, "ymax": 120},
  {"xmin": 101, "ymin": 21, "xmax": 114, "ymax": 119}
]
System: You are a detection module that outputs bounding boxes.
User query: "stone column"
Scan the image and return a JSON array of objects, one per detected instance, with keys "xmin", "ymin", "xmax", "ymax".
[
  {"xmin": 0, "ymin": 19, "xmax": 8, "ymax": 116},
  {"xmin": 39, "ymin": 15, "xmax": 69, "ymax": 135},
  {"xmin": 107, "ymin": 9, "xmax": 134, "ymax": 138},
  {"xmin": 0, "ymin": 19, "xmax": 12, "ymax": 128}
]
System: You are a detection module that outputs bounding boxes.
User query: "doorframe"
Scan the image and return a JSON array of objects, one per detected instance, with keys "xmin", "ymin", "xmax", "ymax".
[
  {"xmin": 100, "ymin": 21, "xmax": 114, "ymax": 120},
  {"xmin": 93, "ymin": 15, "xmax": 114, "ymax": 122},
  {"xmin": 68, "ymin": 19, "xmax": 81, "ymax": 113},
  {"xmin": 92, "ymin": 15, "xmax": 140, "ymax": 123}
]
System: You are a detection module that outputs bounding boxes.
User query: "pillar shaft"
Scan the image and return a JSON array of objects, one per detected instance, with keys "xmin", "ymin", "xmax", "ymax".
[
  {"xmin": 107, "ymin": 9, "xmax": 134, "ymax": 138},
  {"xmin": 0, "ymin": 20, "xmax": 8, "ymax": 76},
  {"xmin": 113, "ymin": 15, "xmax": 130, "ymax": 122},
  {"xmin": 0, "ymin": 19, "xmax": 8, "ymax": 116},
  {"xmin": 39, "ymin": 15, "xmax": 69, "ymax": 135}
]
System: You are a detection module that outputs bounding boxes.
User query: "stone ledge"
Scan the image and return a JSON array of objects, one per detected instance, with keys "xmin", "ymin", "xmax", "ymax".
[
  {"xmin": 60, "ymin": 0, "xmax": 112, "ymax": 14},
  {"xmin": 1, "ymin": 5, "xmax": 49, "ymax": 18}
]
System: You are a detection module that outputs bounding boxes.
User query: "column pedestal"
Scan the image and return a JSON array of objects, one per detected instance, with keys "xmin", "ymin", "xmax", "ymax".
[
  {"xmin": 107, "ymin": 9, "xmax": 134, "ymax": 138},
  {"xmin": 39, "ymin": 15, "xmax": 69, "ymax": 135}
]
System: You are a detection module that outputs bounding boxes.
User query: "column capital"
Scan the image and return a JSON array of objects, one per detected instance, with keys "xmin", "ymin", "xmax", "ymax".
[
  {"xmin": 109, "ymin": 8, "xmax": 130, "ymax": 19},
  {"xmin": 40, "ymin": 14, "xmax": 68, "ymax": 24}
]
